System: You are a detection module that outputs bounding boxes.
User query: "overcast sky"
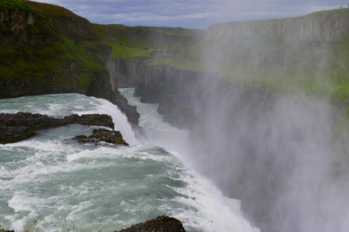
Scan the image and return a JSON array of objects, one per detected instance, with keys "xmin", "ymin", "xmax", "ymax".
[{"xmin": 32, "ymin": 0, "xmax": 346, "ymax": 29}]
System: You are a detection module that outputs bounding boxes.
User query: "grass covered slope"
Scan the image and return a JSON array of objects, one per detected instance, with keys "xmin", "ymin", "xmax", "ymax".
[
  {"xmin": 0, "ymin": 0, "xmax": 109, "ymax": 98},
  {"xmin": 93, "ymin": 24, "xmax": 202, "ymax": 58}
]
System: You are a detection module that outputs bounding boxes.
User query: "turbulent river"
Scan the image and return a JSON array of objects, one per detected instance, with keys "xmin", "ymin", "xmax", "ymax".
[{"xmin": 0, "ymin": 88, "xmax": 258, "ymax": 232}]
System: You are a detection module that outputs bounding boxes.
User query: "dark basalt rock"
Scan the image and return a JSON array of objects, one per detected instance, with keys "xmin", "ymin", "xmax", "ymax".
[
  {"xmin": 0, "ymin": 125, "xmax": 38, "ymax": 144},
  {"xmin": 0, "ymin": 112, "xmax": 114, "ymax": 144},
  {"xmin": 0, "ymin": 112, "xmax": 114, "ymax": 130},
  {"xmin": 62, "ymin": 114, "xmax": 114, "ymax": 128},
  {"xmin": 74, "ymin": 128, "xmax": 129, "ymax": 146},
  {"xmin": 116, "ymin": 215, "xmax": 186, "ymax": 232}
]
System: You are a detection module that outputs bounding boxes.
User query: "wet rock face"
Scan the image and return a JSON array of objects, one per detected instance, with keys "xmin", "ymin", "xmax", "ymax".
[
  {"xmin": 74, "ymin": 128, "xmax": 129, "ymax": 146},
  {"xmin": 0, "ymin": 112, "xmax": 114, "ymax": 144},
  {"xmin": 116, "ymin": 216, "xmax": 186, "ymax": 232}
]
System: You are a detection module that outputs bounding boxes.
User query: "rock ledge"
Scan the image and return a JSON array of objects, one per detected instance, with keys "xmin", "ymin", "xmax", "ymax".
[
  {"xmin": 74, "ymin": 128, "xmax": 129, "ymax": 146},
  {"xmin": 116, "ymin": 215, "xmax": 186, "ymax": 232},
  {"xmin": 0, "ymin": 112, "xmax": 114, "ymax": 144}
]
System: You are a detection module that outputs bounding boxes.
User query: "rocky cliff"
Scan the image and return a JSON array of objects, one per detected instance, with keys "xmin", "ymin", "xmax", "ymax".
[
  {"xmin": 0, "ymin": 0, "xmax": 139, "ymax": 124},
  {"xmin": 132, "ymin": 64, "xmax": 215, "ymax": 128},
  {"xmin": 112, "ymin": 57, "xmax": 149, "ymax": 88},
  {"xmin": 207, "ymin": 9, "xmax": 349, "ymax": 41}
]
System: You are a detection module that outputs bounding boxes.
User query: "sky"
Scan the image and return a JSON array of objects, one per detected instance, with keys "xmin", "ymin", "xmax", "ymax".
[{"xmin": 31, "ymin": 0, "xmax": 346, "ymax": 29}]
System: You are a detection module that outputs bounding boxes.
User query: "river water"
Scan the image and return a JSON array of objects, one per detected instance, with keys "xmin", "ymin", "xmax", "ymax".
[{"xmin": 0, "ymin": 88, "xmax": 258, "ymax": 232}]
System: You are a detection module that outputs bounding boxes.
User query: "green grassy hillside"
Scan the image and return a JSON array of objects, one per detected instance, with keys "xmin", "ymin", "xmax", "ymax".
[
  {"xmin": 93, "ymin": 24, "xmax": 201, "ymax": 58},
  {"xmin": 0, "ymin": 0, "xmax": 108, "ymax": 97}
]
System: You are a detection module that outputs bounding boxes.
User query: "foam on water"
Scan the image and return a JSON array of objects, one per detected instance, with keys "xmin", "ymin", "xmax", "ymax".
[{"xmin": 0, "ymin": 92, "xmax": 258, "ymax": 232}]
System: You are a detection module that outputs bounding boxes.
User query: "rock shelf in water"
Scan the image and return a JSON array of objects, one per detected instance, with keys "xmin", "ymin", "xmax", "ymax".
[
  {"xmin": 1, "ymin": 215, "xmax": 186, "ymax": 232},
  {"xmin": 74, "ymin": 128, "xmax": 129, "ymax": 146},
  {"xmin": 116, "ymin": 215, "xmax": 186, "ymax": 232},
  {"xmin": 0, "ymin": 112, "xmax": 115, "ymax": 144}
]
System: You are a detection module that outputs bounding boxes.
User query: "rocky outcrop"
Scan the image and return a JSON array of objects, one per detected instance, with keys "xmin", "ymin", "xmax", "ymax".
[
  {"xmin": 0, "ymin": 4, "xmax": 60, "ymax": 47},
  {"xmin": 207, "ymin": 9, "xmax": 349, "ymax": 41},
  {"xmin": 116, "ymin": 216, "xmax": 186, "ymax": 232},
  {"xmin": 0, "ymin": 112, "xmax": 115, "ymax": 144},
  {"xmin": 74, "ymin": 128, "xmax": 129, "ymax": 146}
]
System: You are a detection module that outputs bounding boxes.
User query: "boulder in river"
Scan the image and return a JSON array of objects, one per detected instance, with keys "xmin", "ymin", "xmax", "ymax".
[
  {"xmin": 116, "ymin": 215, "xmax": 186, "ymax": 232},
  {"xmin": 74, "ymin": 128, "xmax": 129, "ymax": 146}
]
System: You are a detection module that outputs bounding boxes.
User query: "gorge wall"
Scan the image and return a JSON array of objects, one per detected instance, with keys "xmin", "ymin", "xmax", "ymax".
[
  {"xmin": 207, "ymin": 9, "xmax": 349, "ymax": 41},
  {"xmin": 129, "ymin": 60, "xmax": 349, "ymax": 232}
]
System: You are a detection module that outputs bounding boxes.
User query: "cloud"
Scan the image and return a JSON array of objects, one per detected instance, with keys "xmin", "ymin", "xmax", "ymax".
[{"xmin": 30, "ymin": 0, "xmax": 346, "ymax": 28}]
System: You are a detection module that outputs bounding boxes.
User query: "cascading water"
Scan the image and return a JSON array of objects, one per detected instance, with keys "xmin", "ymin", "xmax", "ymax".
[{"xmin": 0, "ymin": 92, "xmax": 258, "ymax": 232}]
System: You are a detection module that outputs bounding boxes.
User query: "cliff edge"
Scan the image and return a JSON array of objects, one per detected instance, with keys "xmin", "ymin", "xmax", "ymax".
[
  {"xmin": 207, "ymin": 9, "xmax": 349, "ymax": 41},
  {"xmin": 0, "ymin": 0, "xmax": 139, "ymax": 124}
]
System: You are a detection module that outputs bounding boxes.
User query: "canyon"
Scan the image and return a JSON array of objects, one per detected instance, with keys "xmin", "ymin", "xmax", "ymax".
[{"xmin": 2, "ymin": 1, "xmax": 349, "ymax": 231}]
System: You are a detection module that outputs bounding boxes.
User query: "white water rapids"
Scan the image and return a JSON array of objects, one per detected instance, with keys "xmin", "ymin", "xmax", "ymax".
[{"xmin": 0, "ymin": 89, "xmax": 258, "ymax": 232}]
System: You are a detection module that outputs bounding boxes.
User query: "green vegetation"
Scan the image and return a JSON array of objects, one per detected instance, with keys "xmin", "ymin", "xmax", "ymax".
[
  {"xmin": 24, "ymin": 0, "xmax": 80, "ymax": 18},
  {"xmin": 1, "ymin": 0, "xmax": 32, "ymax": 11},
  {"xmin": 0, "ymin": 37, "xmax": 103, "ymax": 88},
  {"xmin": 93, "ymin": 24, "xmax": 153, "ymax": 57},
  {"xmin": 0, "ymin": 0, "xmax": 107, "ymax": 94},
  {"xmin": 134, "ymin": 26, "xmax": 204, "ymax": 37},
  {"xmin": 93, "ymin": 24, "xmax": 198, "ymax": 58},
  {"xmin": 309, "ymin": 7, "xmax": 349, "ymax": 17}
]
